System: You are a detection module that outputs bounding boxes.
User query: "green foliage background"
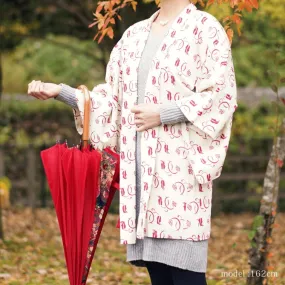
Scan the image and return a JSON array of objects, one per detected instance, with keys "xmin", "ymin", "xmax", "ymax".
[
  {"xmin": 1, "ymin": 0, "xmax": 285, "ymax": 211},
  {"xmin": 2, "ymin": 0, "xmax": 285, "ymax": 92}
]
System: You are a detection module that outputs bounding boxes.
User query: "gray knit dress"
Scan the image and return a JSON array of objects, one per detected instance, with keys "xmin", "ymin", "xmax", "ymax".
[{"xmin": 55, "ymin": 24, "xmax": 209, "ymax": 273}]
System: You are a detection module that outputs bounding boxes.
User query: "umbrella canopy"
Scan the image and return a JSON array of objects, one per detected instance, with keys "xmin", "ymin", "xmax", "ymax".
[{"xmin": 40, "ymin": 85, "xmax": 120, "ymax": 285}]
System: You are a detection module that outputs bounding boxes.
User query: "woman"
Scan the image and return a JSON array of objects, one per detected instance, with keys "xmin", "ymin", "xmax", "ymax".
[{"xmin": 28, "ymin": 1, "xmax": 238, "ymax": 284}]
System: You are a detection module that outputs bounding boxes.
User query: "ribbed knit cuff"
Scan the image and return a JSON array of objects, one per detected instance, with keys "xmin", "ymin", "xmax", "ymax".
[
  {"xmin": 159, "ymin": 102, "xmax": 189, "ymax": 125},
  {"xmin": 54, "ymin": 83, "xmax": 78, "ymax": 109}
]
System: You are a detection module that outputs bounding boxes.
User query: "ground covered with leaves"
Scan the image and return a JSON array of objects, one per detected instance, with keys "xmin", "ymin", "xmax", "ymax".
[{"xmin": 0, "ymin": 208, "xmax": 284, "ymax": 285}]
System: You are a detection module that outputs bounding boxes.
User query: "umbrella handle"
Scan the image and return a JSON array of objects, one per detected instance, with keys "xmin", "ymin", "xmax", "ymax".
[{"xmin": 77, "ymin": 85, "xmax": 90, "ymax": 148}]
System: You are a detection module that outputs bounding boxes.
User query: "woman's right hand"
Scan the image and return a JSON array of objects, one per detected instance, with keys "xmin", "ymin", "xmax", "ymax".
[{"xmin": 27, "ymin": 80, "xmax": 62, "ymax": 100}]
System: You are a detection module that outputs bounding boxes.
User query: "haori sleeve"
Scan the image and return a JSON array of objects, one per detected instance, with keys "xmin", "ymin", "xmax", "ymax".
[
  {"xmin": 72, "ymin": 34, "xmax": 124, "ymax": 152},
  {"xmin": 174, "ymin": 19, "xmax": 238, "ymax": 140}
]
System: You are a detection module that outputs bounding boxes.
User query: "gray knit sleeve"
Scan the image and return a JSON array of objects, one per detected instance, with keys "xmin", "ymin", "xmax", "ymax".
[
  {"xmin": 54, "ymin": 83, "xmax": 78, "ymax": 109},
  {"xmin": 55, "ymin": 86, "xmax": 189, "ymax": 125},
  {"xmin": 159, "ymin": 102, "xmax": 190, "ymax": 125}
]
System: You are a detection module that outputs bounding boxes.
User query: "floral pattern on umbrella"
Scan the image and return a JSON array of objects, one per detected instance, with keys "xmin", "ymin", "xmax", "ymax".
[{"xmin": 81, "ymin": 149, "xmax": 118, "ymax": 284}]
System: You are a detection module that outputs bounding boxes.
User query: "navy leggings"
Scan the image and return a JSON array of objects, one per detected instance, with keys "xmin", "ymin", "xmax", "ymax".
[{"xmin": 145, "ymin": 261, "xmax": 207, "ymax": 285}]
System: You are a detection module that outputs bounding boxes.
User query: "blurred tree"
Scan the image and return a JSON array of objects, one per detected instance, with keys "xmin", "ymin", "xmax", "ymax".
[
  {"xmin": 0, "ymin": 0, "xmax": 157, "ymax": 98},
  {"xmin": 2, "ymin": 0, "xmax": 284, "ymax": 92},
  {"xmin": 198, "ymin": 1, "xmax": 284, "ymax": 87}
]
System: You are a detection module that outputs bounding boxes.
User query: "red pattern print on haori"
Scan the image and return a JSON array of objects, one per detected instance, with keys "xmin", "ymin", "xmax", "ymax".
[{"xmin": 72, "ymin": 3, "xmax": 238, "ymax": 244}]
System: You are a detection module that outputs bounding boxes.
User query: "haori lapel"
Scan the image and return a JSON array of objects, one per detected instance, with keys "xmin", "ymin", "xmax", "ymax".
[{"xmin": 135, "ymin": 3, "xmax": 197, "ymax": 238}]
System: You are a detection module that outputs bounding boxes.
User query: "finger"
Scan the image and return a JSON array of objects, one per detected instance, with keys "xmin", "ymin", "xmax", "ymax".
[
  {"xmin": 134, "ymin": 114, "xmax": 143, "ymax": 120},
  {"xmin": 39, "ymin": 82, "xmax": 48, "ymax": 100},
  {"xmin": 28, "ymin": 80, "xmax": 35, "ymax": 95},
  {"xmin": 34, "ymin": 81, "xmax": 44, "ymax": 100},
  {"xmin": 30, "ymin": 81, "xmax": 40, "ymax": 99},
  {"xmin": 37, "ymin": 81, "xmax": 47, "ymax": 100},
  {"xmin": 33, "ymin": 81, "xmax": 43, "ymax": 99},
  {"xmin": 134, "ymin": 119, "xmax": 144, "ymax": 125},
  {"xmin": 39, "ymin": 82, "xmax": 44, "ymax": 94},
  {"xmin": 130, "ymin": 105, "xmax": 141, "ymax": 113},
  {"xmin": 136, "ymin": 124, "xmax": 146, "ymax": 132}
]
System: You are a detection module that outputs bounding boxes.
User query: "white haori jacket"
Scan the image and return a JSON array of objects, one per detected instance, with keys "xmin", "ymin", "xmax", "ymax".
[{"xmin": 72, "ymin": 3, "xmax": 238, "ymax": 244}]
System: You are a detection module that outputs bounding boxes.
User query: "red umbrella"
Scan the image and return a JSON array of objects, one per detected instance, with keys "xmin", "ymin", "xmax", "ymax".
[{"xmin": 40, "ymin": 85, "xmax": 120, "ymax": 285}]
